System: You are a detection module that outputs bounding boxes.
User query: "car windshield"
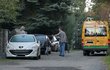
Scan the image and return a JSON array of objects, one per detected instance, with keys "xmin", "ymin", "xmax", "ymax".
[
  {"xmin": 85, "ymin": 27, "xmax": 107, "ymax": 36},
  {"xmin": 10, "ymin": 35, "xmax": 35, "ymax": 42}
]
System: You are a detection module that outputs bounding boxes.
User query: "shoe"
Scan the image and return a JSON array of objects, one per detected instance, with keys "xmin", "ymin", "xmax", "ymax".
[
  {"xmin": 59, "ymin": 55, "xmax": 61, "ymax": 56},
  {"xmin": 61, "ymin": 55, "xmax": 64, "ymax": 57}
]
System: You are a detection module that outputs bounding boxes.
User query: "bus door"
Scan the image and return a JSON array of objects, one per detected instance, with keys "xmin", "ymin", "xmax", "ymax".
[
  {"xmin": 95, "ymin": 26, "xmax": 108, "ymax": 46},
  {"xmin": 84, "ymin": 27, "xmax": 96, "ymax": 46}
]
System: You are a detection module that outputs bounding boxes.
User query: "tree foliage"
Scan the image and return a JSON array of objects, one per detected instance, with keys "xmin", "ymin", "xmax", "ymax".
[
  {"xmin": 0, "ymin": 0, "xmax": 21, "ymax": 30},
  {"xmin": 17, "ymin": 0, "xmax": 86, "ymax": 49},
  {"xmin": 92, "ymin": 0, "xmax": 110, "ymax": 20},
  {"xmin": 0, "ymin": 0, "xmax": 20, "ymax": 23},
  {"xmin": 64, "ymin": 0, "xmax": 86, "ymax": 49},
  {"xmin": 18, "ymin": 0, "xmax": 72, "ymax": 34},
  {"xmin": 0, "ymin": 0, "xmax": 86, "ymax": 49}
]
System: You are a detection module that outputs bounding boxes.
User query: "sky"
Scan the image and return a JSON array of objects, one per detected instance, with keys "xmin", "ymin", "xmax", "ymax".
[{"xmin": 85, "ymin": 0, "xmax": 95, "ymax": 12}]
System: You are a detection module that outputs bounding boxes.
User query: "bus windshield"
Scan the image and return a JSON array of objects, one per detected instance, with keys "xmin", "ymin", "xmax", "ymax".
[{"xmin": 85, "ymin": 27, "xmax": 107, "ymax": 36}]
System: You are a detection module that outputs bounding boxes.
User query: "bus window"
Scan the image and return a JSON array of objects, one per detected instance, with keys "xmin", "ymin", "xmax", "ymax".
[
  {"xmin": 96, "ymin": 27, "xmax": 107, "ymax": 36},
  {"xmin": 85, "ymin": 28, "xmax": 95, "ymax": 36}
]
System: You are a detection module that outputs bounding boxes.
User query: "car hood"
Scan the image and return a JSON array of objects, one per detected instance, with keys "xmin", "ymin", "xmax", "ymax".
[{"xmin": 8, "ymin": 42, "xmax": 38, "ymax": 49}]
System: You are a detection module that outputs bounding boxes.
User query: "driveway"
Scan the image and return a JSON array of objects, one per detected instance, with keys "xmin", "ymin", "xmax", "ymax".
[{"xmin": 0, "ymin": 51, "xmax": 107, "ymax": 70}]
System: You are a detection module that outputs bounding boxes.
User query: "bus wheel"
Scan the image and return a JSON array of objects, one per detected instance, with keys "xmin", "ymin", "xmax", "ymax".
[
  {"xmin": 83, "ymin": 50, "xmax": 87, "ymax": 56},
  {"xmin": 91, "ymin": 51, "xmax": 94, "ymax": 55},
  {"xmin": 86, "ymin": 51, "xmax": 90, "ymax": 56},
  {"xmin": 106, "ymin": 51, "xmax": 109, "ymax": 56}
]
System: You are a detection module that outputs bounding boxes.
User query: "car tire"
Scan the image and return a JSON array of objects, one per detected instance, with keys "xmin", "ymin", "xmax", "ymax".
[
  {"xmin": 38, "ymin": 49, "xmax": 41, "ymax": 59},
  {"xmin": 38, "ymin": 54, "xmax": 41, "ymax": 59},
  {"xmin": 35, "ymin": 49, "xmax": 40, "ymax": 60},
  {"xmin": 106, "ymin": 50, "xmax": 109, "ymax": 56}
]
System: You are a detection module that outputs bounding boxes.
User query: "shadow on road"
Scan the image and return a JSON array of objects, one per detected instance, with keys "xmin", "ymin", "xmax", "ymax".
[
  {"xmin": 6, "ymin": 57, "xmax": 40, "ymax": 60},
  {"xmin": 90, "ymin": 54, "xmax": 106, "ymax": 56},
  {"xmin": 26, "ymin": 67, "xmax": 81, "ymax": 70}
]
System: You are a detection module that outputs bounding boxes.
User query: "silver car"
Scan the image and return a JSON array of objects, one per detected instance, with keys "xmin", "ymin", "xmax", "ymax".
[
  {"xmin": 51, "ymin": 36, "xmax": 60, "ymax": 52},
  {"xmin": 5, "ymin": 34, "xmax": 41, "ymax": 59}
]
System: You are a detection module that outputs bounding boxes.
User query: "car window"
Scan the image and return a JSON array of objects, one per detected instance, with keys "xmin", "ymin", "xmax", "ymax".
[
  {"xmin": 10, "ymin": 35, "xmax": 35, "ymax": 42},
  {"xmin": 36, "ymin": 35, "xmax": 46, "ymax": 42}
]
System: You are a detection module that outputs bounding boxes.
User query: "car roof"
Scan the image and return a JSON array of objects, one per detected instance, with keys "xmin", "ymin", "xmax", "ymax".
[
  {"xmin": 13, "ymin": 34, "xmax": 35, "ymax": 37},
  {"xmin": 34, "ymin": 34, "xmax": 46, "ymax": 36}
]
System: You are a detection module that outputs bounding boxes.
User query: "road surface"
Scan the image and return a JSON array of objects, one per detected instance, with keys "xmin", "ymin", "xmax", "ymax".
[{"xmin": 0, "ymin": 51, "xmax": 107, "ymax": 70}]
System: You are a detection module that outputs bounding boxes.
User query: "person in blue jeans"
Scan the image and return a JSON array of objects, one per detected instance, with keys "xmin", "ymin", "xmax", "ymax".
[
  {"xmin": 55, "ymin": 27, "xmax": 67, "ymax": 57},
  {"xmin": 59, "ymin": 42, "xmax": 65, "ymax": 56}
]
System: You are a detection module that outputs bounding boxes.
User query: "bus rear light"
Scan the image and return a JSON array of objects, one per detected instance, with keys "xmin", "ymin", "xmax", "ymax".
[
  {"xmin": 82, "ymin": 43, "xmax": 84, "ymax": 46},
  {"xmin": 108, "ymin": 39, "xmax": 110, "ymax": 45},
  {"xmin": 108, "ymin": 39, "xmax": 110, "ymax": 42},
  {"xmin": 82, "ymin": 39, "xmax": 84, "ymax": 42}
]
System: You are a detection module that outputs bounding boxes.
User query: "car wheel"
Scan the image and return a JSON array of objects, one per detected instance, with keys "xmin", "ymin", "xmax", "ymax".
[
  {"xmin": 38, "ymin": 55, "xmax": 41, "ymax": 59},
  {"xmin": 38, "ymin": 49, "xmax": 41, "ymax": 59},
  {"xmin": 106, "ymin": 50, "xmax": 109, "ymax": 56},
  {"xmin": 35, "ymin": 49, "xmax": 40, "ymax": 60}
]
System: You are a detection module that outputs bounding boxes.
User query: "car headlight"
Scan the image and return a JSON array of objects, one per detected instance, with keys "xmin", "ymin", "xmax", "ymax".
[
  {"xmin": 6, "ymin": 45, "xmax": 10, "ymax": 49},
  {"xmin": 6, "ymin": 44, "xmax": 13, "ymax": 49}
]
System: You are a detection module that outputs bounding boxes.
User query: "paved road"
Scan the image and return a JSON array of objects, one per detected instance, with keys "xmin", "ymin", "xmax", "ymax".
[{"xmin": 0, "ymin": 51, "xmax": 107, "ymax": 70}]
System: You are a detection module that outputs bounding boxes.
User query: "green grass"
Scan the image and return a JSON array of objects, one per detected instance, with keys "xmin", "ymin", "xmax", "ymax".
[
  {"xmin": 104, "ymin": 56, "xmax": 110, "ymax": 70},
  {"xmin": 0, "ymin": 58, "xmax": 12, "ymax": 62}
]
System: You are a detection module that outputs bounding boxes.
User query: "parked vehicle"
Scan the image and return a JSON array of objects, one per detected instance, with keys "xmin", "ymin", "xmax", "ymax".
[
  {"xmin": 49, "ymin": 35, "xmax": 60, "ymax": 52},
  {"xmin": 82, "ymin": 18, "xmax": 109, "ymax": 56},
  {"xmin": 5, "ymin": 34, "xmax": 41, "ymax": 59},
  {"xmin": 35, "ymin": 34, "xmax": 51, "ymax": 54}
]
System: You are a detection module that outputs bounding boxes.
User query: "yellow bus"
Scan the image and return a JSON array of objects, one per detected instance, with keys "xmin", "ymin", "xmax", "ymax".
[{"xmin": 82, "ymin": 20, "xmax": 109, "ymax": 56}]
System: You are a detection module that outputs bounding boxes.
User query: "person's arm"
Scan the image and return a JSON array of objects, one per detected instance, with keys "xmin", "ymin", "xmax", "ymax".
[{"xmin": 55, "ymin": 31, "xmax": 61, "ymax": 36}]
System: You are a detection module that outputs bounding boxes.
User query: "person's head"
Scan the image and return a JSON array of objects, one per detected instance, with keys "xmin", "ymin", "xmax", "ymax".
[
  {"xmin": 20, "ymin": 26, "xmax": 25, "ymax": 31},
  {"xmin": 58, "ymin": 26, "xmax": 63, "ymax": 32}
]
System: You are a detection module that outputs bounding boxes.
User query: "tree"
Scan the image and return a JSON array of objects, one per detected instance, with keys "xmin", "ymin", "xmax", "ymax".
[
  {"xmin": 92, "ymin": 0, "xmax": 110, "ymax": 20},
  {"xmin": 0, "ymin": 0, "xmax": 20, "ymax": 30},
  {"xmin": 64, "ymin": 0, "xmax": 86, "ymax": 49},
  {"xmin": 18, "ymin": 0, "xmax": 72, "ymax": 34},
  {"xmin": 17, "ymin": 0, "xmax": 86, "ymax": 50}
]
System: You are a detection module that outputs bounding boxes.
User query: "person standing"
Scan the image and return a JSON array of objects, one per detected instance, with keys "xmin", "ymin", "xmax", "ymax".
[
  {"xmin": 15, "ymin": 26, "xmax": 27, "ymax": 34},
  {"xmin": 45, "ymin": 38, "xmax": 51, "ymax": 55},
  {"xmin": 55, "ymin": 27, "xmax": 67, "ymax": 57}
]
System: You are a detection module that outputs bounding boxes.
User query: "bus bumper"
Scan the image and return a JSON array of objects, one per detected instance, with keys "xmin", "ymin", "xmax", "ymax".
[{"xmin": 83, "ymin": 46, "xmax": 109, "ymax": 51}]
